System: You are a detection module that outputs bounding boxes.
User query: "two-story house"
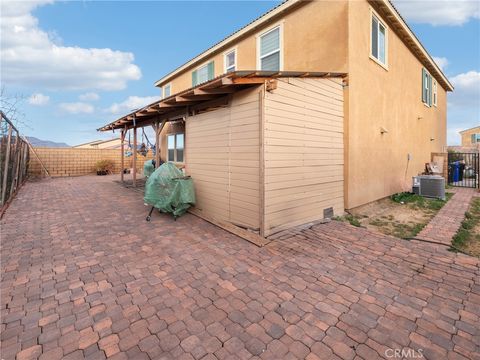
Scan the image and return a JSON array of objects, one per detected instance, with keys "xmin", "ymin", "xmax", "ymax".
[
  {"xmin": 100, "ymin": 0, "xmax": 453, "ymax": 239},
  {"xmin": 460, "ymin": 126, "xmax": 480, "ymax": 147}
]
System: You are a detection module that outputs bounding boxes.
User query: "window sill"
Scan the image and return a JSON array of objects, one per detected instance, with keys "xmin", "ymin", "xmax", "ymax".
[{"xmin": 369, "ymin": 55, "xmax": 388, "ymax": 71}]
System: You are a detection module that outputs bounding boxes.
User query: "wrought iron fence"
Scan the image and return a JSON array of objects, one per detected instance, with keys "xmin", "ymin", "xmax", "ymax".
[
  {"xmin": 447, "ymin": 151, "xmax": 479, "ymax": 188},
  {"xmin": 1, "ymin": 111, "xmax": 30, "ymax": 217}
]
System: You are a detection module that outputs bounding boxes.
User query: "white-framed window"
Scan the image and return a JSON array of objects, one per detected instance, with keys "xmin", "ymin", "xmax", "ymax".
[
  {"xmin": 432, "ymin": 80, "xmax": 437, "ymax": 107},
  {"xmin": 167, "ymin": 133, "xmax": 184, "ymax": 163},
  {"xmin": 370, "ymin": 11, "xmax": 387, "ymax": 67},
  {"xmin": 192, "ymin": 61, "xmax": 214, "ymax": 86},
  {"xmin": 258, "ymin": 25, "xmax": 282, "ymax": 71},
  {"xmin": 422, "ymin": 68, "xmax": 433, "ymax": 107},
  {"xmin": 224, "ymin": 49, "xmax": 236, "ymax": 73},
  {"xmin": 472, "ymin": 134, "xmax": 480, "ymax": 143},
  {"xmin": 159, "ymin": 87, "xmax": 163, "ymax": 99},
  {"xmin": 164, "ymin": 83, "xmax": 171, "ymax": 98}
]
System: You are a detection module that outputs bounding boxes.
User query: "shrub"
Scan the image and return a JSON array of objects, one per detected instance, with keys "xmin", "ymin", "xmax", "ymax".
[{"xmin": 95, "ymin": 159, "xmax": 115, "ymax": 173}]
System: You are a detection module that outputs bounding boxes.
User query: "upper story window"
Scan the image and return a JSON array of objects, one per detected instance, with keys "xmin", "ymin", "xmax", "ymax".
[
  {"xmin": 167, "ymin": 133, "xmax": 184, "ymax": 163},
  {"xmin": 371, "ymin": 12, "xmax": 387, "ymax": 67},
  {"xmin": 164, "ymin": 84, "xmax": 171, "ymax": 98},
  {"xmin": 224, "ymin": 49, "xmax": 236, "ymax": 73},
  {"xmin": 422, "ymin": 68, "xmax": 433, "ymax": 107},
  {"xmin": 192, "ymin": 61, "xmax": 214, "ymax": 86},
  {"xmin": 472, "ymin": 134, "xmax": 480, "ymax": 143},
  {"xmin": 258, "ymin": 26, "xmax": 281, "ymax": 71},
  {"xmin": 432, "ymin": 80, "xmax": 437, "ymax": 107}
]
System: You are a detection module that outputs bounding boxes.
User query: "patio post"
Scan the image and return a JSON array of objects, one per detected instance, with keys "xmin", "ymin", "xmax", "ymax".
[
  {"xmin": 120, "ymin": 129, "xmax": 125, "ymax": 183},
  {"xmin": 155, "ymin": 120, "xmax": 160, "ymax": 167},
  {"xmin": 132, "ymin": 126, "xmax": 137, "ymax": 187}
]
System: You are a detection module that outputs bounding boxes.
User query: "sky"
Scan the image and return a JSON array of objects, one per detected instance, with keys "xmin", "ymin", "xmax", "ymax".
[{"xmin": 1, "ymin": 0, "xmax": 479, "ymax": 146}]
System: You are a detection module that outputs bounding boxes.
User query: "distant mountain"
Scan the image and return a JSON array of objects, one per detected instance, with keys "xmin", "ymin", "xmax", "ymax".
[{"xmin": 26, "ymin": 136, "xmax": 70, "ymax": 148}]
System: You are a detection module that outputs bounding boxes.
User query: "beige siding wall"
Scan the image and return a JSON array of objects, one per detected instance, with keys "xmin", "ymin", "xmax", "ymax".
[
  {"xmin": 263, "ymin": 78, "xmax": 344, "ymax": 236},
  {"xmin": 156, "ymin": 1, "xmax": 348, "ymax": 93},
  {"xmin": 185, "ymin": 87, "xmax": 262, "ymax": 230},
  {"xmin": 346, "ymin": 1, "xmax": 448, "ymax": 209}
]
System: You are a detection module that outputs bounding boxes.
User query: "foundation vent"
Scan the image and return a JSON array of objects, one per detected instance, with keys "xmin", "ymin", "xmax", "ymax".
[{"xmin": 323, "ymin": 207, "xmax": 334, "ymax": 219}]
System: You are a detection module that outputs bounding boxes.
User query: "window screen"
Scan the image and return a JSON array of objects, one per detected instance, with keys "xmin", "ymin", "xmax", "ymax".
[
  {"xmin": 371, "ymin": 14, "xmax": 386, "ymax": 65},
  {"xmin": 260, "ymin": 27, "xmax": 280, "ymax": 71}
]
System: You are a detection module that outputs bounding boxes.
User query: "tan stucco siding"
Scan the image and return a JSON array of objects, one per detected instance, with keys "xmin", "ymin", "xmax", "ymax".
[
  {"xmin": 345, "ymin": 1, "xmax": 447, "ymax": 209},
  {"xmin": 460, "ymin": 126, "xmax": 480, "ymax": 146},
  {"xmin": 185, "ymin": 87, "xmax": 262, "ymax": 230},
  {"xmin": 156, "ymin": 1, "xmax": 348, "ymax": 93},
  {"xmin": 263, "ymin": 78, "xmax": 344, "ymax": 236}
]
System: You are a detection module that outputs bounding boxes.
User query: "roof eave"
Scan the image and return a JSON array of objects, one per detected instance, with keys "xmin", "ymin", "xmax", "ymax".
[
  {"xmin": 153, "ymin": 0, "xmax": 303, "ymax": 88},
  {"xmin": 377, "ymin": 0, "xmax": 453, "ymax": 91}
]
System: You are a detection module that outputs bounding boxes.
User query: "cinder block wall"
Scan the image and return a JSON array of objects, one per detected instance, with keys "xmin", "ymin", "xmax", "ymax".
[{"xmin": 28, "ymin": 148, "xmax": 153, "ymax": 177}]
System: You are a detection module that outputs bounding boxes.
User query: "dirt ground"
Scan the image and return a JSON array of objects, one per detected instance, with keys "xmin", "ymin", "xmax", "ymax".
[{"xmin": 345, "ymin": 195, "xmax": 448, "ymax": 239}]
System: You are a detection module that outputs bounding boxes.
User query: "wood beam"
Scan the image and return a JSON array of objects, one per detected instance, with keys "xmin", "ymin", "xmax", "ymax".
[
  {"xmin": 199, "ymin": 76, "xmax": 233, "ymax": 89},
  {"xmin": 193, "ymin": 87, "xmax": 236, "ymax": 95},
  {"xmin": 190, "ymin": 95, "xmax": 230, "ymax": 112},
  {"xmin": 159, "ymin": 101, "xmax": 196, "ymax": 108},
  {"xmin": 120, "ymin": 130, "xmax": 125, "ymax": 183},
  {"xmin": 232, "ymin": 77, "xmax": 267, "ymax": 85},
  {"xmin": 132, "ymin": 127, "xmax": 137, "ymax": 187},
  {"xmin": 156, "ymin": 119, "xmax": 167, "ymax": 167},
  {"xmin": 176, "ymin": 94, "xmax": 217, "ymax": 102},
  {"xmin": 188, "ymin": 208, "xmax": 269, "ymax": 247}
]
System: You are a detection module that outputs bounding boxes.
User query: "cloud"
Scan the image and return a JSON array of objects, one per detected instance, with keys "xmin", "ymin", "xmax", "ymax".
[
  {"xmin": 106, "ymin": 96, "xmax": 159, "ymax": 115},
  {"xmin": 79, "ymin": 92, "xmax": 100, "ymax": 101},
  {"xmin": 393, "ymin": 0, "xmax": 480, "ymax": 26},
  {"xmin": 28, "ymin": 93, "xmax": 50, "ymax": 106},
  {"xmin": 432, "ymin": 57, "xmax": 449, "ymax": 71},
  {"xmin": 58, "ymin": 102, "xmax": 94, "ymax": 114},
  {"xmin": 450, "ymin": 71, "xmax": 480, "ymax": 106},
  {"xmin": 447, "ymin": 71, "xmax": 480, "ymax": 144},
  {"xmin": 0, "ymin": 0, "xmax": 141, "ymax": 91}
]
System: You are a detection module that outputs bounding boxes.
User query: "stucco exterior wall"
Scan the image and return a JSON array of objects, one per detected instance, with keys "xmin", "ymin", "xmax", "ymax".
[
  {"xmin": 460, "ymin": 126, "xmax": 480, "ymax": 146},
  {"xmin": 156, "ymin": 1, "xmax": 348, "ymax": 93},
  {"xmin": 345, "ymin": 1, "xmax": 447, "ymax": 209}
]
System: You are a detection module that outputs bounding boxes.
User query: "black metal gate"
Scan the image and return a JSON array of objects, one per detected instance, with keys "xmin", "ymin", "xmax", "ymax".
[{"xmin": 447, "ymin": 152, "xmax": 479, "ymax": 188}]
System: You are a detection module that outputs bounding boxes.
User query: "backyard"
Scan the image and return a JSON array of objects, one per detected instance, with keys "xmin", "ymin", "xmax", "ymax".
[
  {"xmin": 452, "ymin": 197, "xmax": 480, "ymax": 257},
  {"xmin": 1, "ymin": 175, "xmax": 479, "ymax": 360},
  {"xmin": 338, "ymin": 192, "xmax": 453, "ymax": 239}
]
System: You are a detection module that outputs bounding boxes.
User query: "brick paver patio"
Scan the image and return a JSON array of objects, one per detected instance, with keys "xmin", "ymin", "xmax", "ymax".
[
  {"xmin": 416, "ymin": 188, "xmax": 479, "ymax": 246},
  {"xmin": 1, "ymin": 176, "xmax": 479, "ymax": 360}
]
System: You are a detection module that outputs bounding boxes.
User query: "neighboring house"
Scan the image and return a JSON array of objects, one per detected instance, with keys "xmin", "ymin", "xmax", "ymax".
[
  {"xmin": 460, "ymin": 126, "xmax": 480, "ymax": 147},
  {"xmin": 99, "ymin": 0, "xmax": 453, "ymax": 237},
  {"xmin": 74, "ymin": 138, "xmax": 122, "ymax": 149}
]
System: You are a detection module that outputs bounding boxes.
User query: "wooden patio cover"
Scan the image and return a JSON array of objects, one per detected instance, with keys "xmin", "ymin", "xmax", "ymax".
[{"xmin": 97, "ymin": 71, "xmax": 346, "ymax": 187}]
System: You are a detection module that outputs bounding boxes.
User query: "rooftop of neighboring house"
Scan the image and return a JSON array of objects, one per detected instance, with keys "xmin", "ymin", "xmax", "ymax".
[
  {"xmin": 73, "ymin": 138, "xmax": 121, "ymax": 148},
  {"xmin": 459, "ymin": 125, "xmax": 480, "ymax": 134}
]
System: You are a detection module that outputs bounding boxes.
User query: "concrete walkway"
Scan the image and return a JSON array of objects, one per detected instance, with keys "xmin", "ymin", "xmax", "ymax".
[
  {"xmin": 416, "ymin": 188, "xmax": 479, "ymax": 246},
  {"xmin": 1, "ymin": 176, "xmax": 479, "ymax": 360}
]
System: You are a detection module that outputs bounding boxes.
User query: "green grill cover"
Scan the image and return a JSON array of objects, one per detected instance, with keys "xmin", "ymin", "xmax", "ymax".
[
  {"xmin": 143, "ymin": 162, "xmax": 195, "ymax": 217},
  {"xmin": 143, "ymin": 160, "xmax": 155, "ymax": 177},
  {"xmin": 143, "ymin": 159, "xmax": 155, "ymax": 177}
]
